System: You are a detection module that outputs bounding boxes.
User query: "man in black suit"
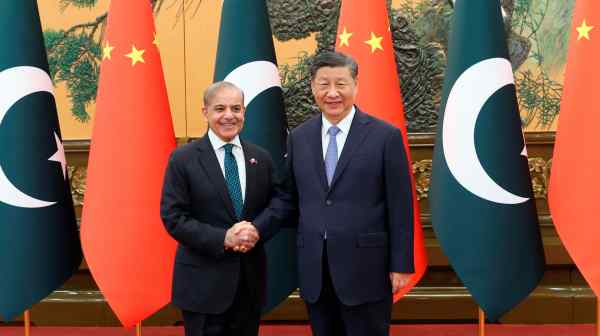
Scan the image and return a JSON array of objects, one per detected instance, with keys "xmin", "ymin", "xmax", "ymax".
[
  {"xmin": 252, "ymin": 51, "xmax": 415, "ymax": 335},
  {"xmin": 160, "ymin": 81, "xmax": 272, "ymax": 336}
]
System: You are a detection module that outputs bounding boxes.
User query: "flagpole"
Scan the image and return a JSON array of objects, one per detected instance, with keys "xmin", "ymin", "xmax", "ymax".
[
  {"xmin": 24, "ymin": 310, "xmax": 31, "ymax": 336},
  {"xmin": 596, "ymin": 298, "xmax": 599, "ymax": 336},
  {"xmin": 136, "ymin": 321, "xmax": 142, "ymax": 336},
  {"xmin": 478, "ymin": 307, "xmax": 485, "ymax": 336}
]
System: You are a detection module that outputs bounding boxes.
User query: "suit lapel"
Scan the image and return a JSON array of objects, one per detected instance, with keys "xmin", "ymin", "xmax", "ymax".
[
  {"xmin": 329, "ymin": 110, "xmax": 371, "ymax": 192},
  {"xmin": 196, "ymin": 136, "xmax": 237, "ymax": 220},
  {"xmin": 241, "ymin": 141, "xmax": 256, "ymax": 219},
  {"xmin": 307, "ymin": 117, "xmax": 329, "ymax": 192}
]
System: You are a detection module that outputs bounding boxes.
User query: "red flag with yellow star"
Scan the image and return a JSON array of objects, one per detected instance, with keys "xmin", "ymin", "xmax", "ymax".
[
  {"xmin": 549, "ymin": 1, "xmax": 600, "ymax": 296},
  {"xmin": 335, "ymin": 0, "xmax": 427, "ymax": 301},
  {"xmin": 80, "ymin": 0, "xmax": 176, "ymax": 327}
]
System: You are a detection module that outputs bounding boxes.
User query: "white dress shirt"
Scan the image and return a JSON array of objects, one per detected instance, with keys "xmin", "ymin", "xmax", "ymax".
[
  {"xmin": 321, "ymin": 106, "xmax": 356, "ymax": 160},
  {"xmin": 208, "ymin": 129, "xmax": 246, "ymax": 201}
]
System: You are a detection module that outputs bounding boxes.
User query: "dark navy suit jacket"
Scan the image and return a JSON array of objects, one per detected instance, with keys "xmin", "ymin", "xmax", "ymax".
[
  {"xmin": 160, "ymin": 136, "xmax": 276, "ymax": 314},
  {"xmin": 255, "ymin": 108, "xmax": 414, "ymax": 306}
]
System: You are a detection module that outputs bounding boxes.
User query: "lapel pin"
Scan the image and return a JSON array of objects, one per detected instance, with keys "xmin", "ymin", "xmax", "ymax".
[{"xmin": 249, "ymin": 158, "xmax": 258, "ymax": 165}]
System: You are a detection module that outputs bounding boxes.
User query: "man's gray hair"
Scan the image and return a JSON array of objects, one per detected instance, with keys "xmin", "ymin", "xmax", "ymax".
[{"xmin": 203, "ymin": 81, "xmax": 245, "ymax": 106}]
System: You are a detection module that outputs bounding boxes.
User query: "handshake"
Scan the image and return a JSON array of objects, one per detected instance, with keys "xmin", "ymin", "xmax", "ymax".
[{"xmin": 224, "ymin": 221, "xmax": 260, "ymax": 253}]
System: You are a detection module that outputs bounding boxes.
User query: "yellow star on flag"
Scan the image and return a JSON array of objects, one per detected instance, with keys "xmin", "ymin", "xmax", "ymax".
[
  {"xmin": 364, "ymin": 32, "xmax": 383, "ymax": 53},
  {"xmin": 102, "ymin": 41, "xmax": 115, "ymax": 60},
  {"xmin": 125, "ymin": 45, "xmax": 146, "ymax": 66},
  {"xmin": 338, "ymin": 27, "xmax": 353, "ymax": 47},
  {"xmin": 577, "ymin": 19, "xmax": 594, "ymax": 40}
]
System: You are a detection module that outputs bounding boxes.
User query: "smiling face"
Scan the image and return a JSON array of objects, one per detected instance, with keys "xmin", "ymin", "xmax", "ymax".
[
  {"xmin": 202, "ymin": 86, "xmax": 245, "ymax": 142},
  {"xmin": 311, "ymin": 65, "xmax": 358, "ymax": 125}
]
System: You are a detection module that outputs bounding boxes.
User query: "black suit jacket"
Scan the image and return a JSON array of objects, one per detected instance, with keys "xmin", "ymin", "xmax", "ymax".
[
  {"xmin": 255, "ymin": 108, "xmax": 414, "ymax": 306},
  {"xmin": 160, "ymin": 135, "xmax": 276, "ymax": 314}
]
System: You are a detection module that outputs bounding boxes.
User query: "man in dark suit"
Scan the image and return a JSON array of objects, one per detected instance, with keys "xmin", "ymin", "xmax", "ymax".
[
  {"xmin": 252, "ymin": 51, "xmax": 415, "ymax": 336},
  {"xmin": 160, "ymin": 81, "xmax": 271, "ymax": 336}
]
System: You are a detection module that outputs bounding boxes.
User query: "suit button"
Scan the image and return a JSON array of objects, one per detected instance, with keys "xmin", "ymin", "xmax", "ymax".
[{"xmin": 326, "ymin": 200, "xmax": 332, "ymax": 206}]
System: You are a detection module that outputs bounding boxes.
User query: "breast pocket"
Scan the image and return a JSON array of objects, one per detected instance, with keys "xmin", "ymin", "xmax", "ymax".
[{"xmin": 352, "ymin": 153, "xmax": 374, "ymax": 162}]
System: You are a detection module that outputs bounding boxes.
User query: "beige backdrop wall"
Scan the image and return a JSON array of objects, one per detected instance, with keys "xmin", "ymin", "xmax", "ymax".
[
  {"xmin": 40, "ymin": 0, "xmax": 566, "ymax": 140},
  {"xmin": 39, "ymin": 0, "xmax": 315, "ymax": 140}
]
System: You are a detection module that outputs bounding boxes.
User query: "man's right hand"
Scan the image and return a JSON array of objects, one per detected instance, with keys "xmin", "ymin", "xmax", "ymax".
[{"xmin": 224, "ymin": 221, "xmax": 259, "ymax": 252}]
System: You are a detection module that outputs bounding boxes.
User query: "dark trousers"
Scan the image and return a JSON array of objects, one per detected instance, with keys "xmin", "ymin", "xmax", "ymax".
[
  {"xmin": 306, "ymin": 243, "xmax": 392, "ymax": 336},
  {"xmin": 182, "ymin": 262, "xmax": 261, "ymax": 336}
]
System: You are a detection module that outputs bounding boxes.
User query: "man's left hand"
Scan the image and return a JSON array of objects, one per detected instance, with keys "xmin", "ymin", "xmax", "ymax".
[
  {"xmin": 390, "ymin": 272, "xmax": 411, "ymax": 294},
  {"xmin": 231, "ymin": 221, "xmax": 259, "ymax": 253}
]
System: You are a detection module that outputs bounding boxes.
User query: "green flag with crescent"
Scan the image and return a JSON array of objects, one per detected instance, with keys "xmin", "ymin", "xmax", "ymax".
[
  {"xmin": 430, "ymin": 0, "xmax": 545, "ymax": 321},
  {"xmin": 213, "ymin": 0, "xmax": 297, "ymax": 313},
  {"xmin": 0, "ymin": 1, "xmax": 82, "ymax": 320}
]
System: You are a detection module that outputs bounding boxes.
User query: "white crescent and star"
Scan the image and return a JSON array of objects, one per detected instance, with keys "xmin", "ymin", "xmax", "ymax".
[
  {"xmin": 442, "ymin": 57, "xmax": 529, "ymax": 205},
  {"xmin": 0, "ymin": 66, "xmax": 66, "ymax": 209},
  {"xmin": 223, "ymin": 60, "xmax": 282, "ymax": 107}
]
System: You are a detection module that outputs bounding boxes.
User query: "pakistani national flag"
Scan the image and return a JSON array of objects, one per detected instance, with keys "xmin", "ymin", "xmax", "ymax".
[
  {"xmin": 213, "ymin": 0, "xmax": 296, "ymax": 312},
  {"xmin": 429, "ymin": 0, "xmax": 544, "ymax": 321},
  {"xmin": 0, "ymin": 1, "xmax": 82, "ymax": 320}
]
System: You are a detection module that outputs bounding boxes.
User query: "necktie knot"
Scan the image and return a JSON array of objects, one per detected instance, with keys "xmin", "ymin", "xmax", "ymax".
[
  {"xmin": 223, "ymin": 143, "xmax": 234, "ymax": 154},
  {"xmin": 328, "ymin": 126, "xmax": 341, "ymax": 137}
]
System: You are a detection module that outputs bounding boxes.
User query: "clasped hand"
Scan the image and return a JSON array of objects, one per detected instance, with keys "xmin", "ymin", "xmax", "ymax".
[{"xmin": 224, "ymin": 221, "xmax": 259, "ymax": 253}]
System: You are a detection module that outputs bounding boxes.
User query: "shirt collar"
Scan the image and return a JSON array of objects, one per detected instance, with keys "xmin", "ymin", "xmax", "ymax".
[
  {"xmin": 207, "ymin": 129, "xmax": 242, "ymax": 151},
  {"xmin": 322, "ymin": 105, "xmax": 356, "ymax": 135}
]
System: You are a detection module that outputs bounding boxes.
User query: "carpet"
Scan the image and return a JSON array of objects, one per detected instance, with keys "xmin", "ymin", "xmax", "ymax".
[{"xmin": 0, "ymin": 324, "xmax": 595, "ymax": 336}]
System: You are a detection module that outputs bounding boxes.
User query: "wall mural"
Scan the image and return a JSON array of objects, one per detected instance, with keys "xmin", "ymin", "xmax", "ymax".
[{"xmin": 39, "ymin": 0, "xmax": 573, "ymax": 140}]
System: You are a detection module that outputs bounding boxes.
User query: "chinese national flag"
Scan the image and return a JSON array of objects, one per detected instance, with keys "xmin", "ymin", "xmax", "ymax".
[
  {"xmin": 549, "ymin": 0, "xmax": 600, "ymax": 296},
  {"xmin": 336, "ymin": 0, "xmax": 427, "ymax": 301},
  {"xmin": 80, "ymin": 0, "xmax": 176, "ymax": 327}
]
